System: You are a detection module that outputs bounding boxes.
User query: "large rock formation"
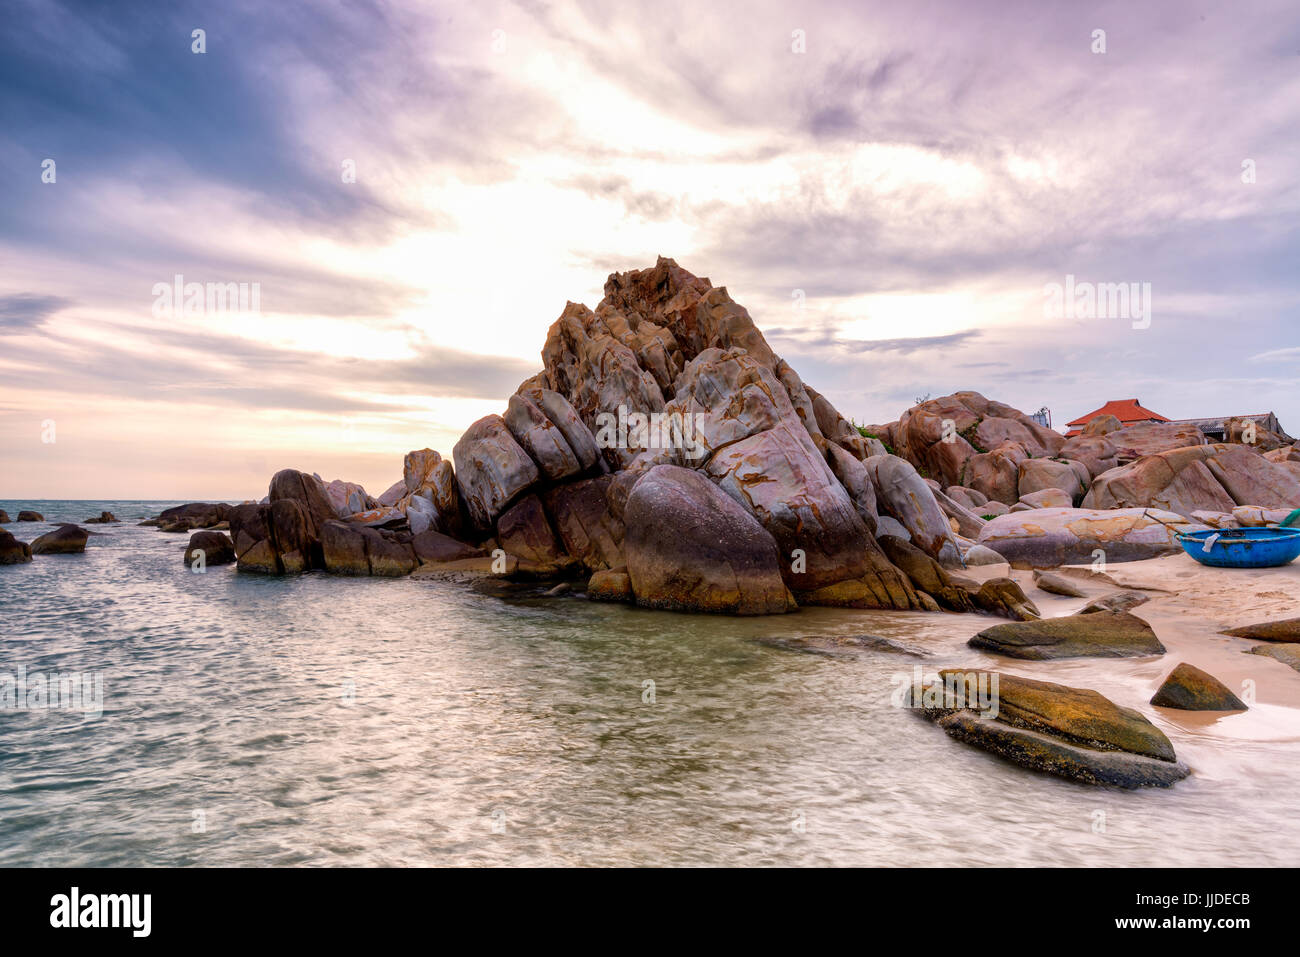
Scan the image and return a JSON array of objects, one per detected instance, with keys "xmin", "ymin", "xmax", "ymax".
[
  {"xmin": 889, "ymin": 392, "xmax": 1065, "ymax": 504},
  {"xmin": 1082, "ymin": 444, "xmax": 1300, "ymax": 517}
]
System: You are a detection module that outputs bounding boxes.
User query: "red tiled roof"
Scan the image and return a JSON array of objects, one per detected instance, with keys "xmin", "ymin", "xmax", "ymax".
[{"xmin": 1065, "ymin": 399, "xmax": 1170, "ymax": 429}]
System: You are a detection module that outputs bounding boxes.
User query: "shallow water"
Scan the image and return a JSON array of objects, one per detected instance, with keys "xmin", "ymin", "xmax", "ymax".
[{"xmin": 2, "ymin": 500, "xmax": 1299, "ymax": 866}]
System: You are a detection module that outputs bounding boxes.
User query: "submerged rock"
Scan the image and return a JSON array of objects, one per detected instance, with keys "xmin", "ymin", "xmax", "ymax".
[
  {"xmin": 1150, "ymin": 663, "xmax": 1246, "ymax": 711},
  {"xmin": 969, "ymin": 610, "xmax": 1164, "ymax": 660},
  {"xmin": 912, "ymin": 669, "xmax": 1188, "ymax": 788},
  {"xmin": 84, "ymin": 511, "xmax": 117, "ymax": 524},
  {"xmin": 31, "ymin": 524, "xmax": 88, "ymax": 555}
]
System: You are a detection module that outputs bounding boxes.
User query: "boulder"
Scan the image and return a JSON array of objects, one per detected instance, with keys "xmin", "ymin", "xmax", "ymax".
[
  {"xmin": 976, "ymin": 507, "xmax": 1195, "ymax": 567},
  {"xmin": 0, "ymin": 510, "xmax": 9, "ymax": 523},
  {"xmin": 1150, "ymin": 663, "xmax": 1246, "ymax": 711},
  {"xmin": 496, "ymin": 494, "xmax": 569, "ymax": 566},
  {"xmin": 1017, "ymin": 488, "xmax": 1073, "ymax": 510},
  {"xmin": 1248, "ymin": 643, "xmax": 1300, "ymax": 673},
  {"xmin": 969, "ymin": 610, "xmax": 1165, "ymax": 660},
  {"xmin": 152, "ymin": 502, "xmax": 230, "ymax": 531},
  {"xmin": 1221, "ymin": 617, "xmax": 1300, "ymax": 642},
  {"xmin": 1059, "ymin": 434, "xmax": 1118, "ymax": 479},
  {"xmin": 411, "ymin": 530, "xmax": 485, "ymax": 564},
  {"xmin": 30, "ymin": 524, "xmax": 88, "ymax": 555},
  {"xmin": 962, "ymin": 544, "xmax": 1006, "ymax": 566},
  {"xmin": 267, "ymin": 470, "xmax": 336, "ymax": 538},
  {"xmin": 504, "ymin": 393, "xmax": 583, "ymax": 481},
  {"xmin": 1018, "ymin": 458, "xmax": 1085, "ymax": 503},
  {"xmin": 16, "ymin": 510, "xmax": 44, "ymax": 522},
  {"xmin": 945, "ymin": 486, "xmax": 987, "ymax": 510},
  {"xmin": 543, "ymin": 476, "xmax": 625, "ymax": 570},
  {"xmin": 863, "ymin": 454, "xmax": 961, "ymax": 564},
  {"xmin": 623, "ymin": 465, "xmax": 793, "ymax": 615},
  {"xmin": 587, "ymin": 568, "xmax": 633, "ymax": 603},
  {"xmin": 979, "ymin": 501, "xmax": 1010, "ymax": 518},
  {"xmin": 877, "ymin": 535, "xmax": 974, "ymax": 612},
  {"xmin": 1230, "ymin": 505, "xmax": 1293, "ymax": 527},
  {"xmin": 320, "ymin": 520, "xmax": 417, "ymax": 577},
  {"xmin": 185, "ymin": 530, "xmax": 235, "ymax": 567},
  {"xmin": 376, "ymin": 480, "xmax": 407, "ymax": 507},
  {"xmin": 525, "ymin": 388, "xmax": 602, "ymax": 472},
  {"xmin": 0, "ymin": 528, "xmax": 32, "ymax": 564},
  {"xmin": 1082, "ymin": 413, "xmax": 1122, "ymax": 436},
  {"xmin": 969, "ymin": 577, "xmax": 1040, "ymax": 621},
  {"xmin": 1080, "ymin": 592, "xmax": 1150, "ymax": 615},
  {"xmin": 1032, "ymin": 570, "xmax": 1086, "ymax": 597},
  {"xmin": 706, "ymin": 423, "xmax": 902, "ymax": 596},
  {"xmin": 322, "ymin": 478, "xmax": 371, "ymax": 517},
  {"xmin": 84, "ymin": 511, "xmax": 118, "ymax": 524},
  {"xmin": 826, "ymin": 442, "xmax": 879, "ymax": 533},
  {"xmin": 453, "ymin": 415, "xmax": 540, "ymax": 531},
  {"xmin": 1106, "ymin": 421, "xmax": 1208, "ymax": 461},
  {"xmin": 912, "ymin": 669, "xmax": 1187, "ymax": 788}
]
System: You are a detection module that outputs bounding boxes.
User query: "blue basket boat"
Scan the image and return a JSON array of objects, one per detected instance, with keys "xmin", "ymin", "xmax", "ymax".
[{"xmin": 1176, "ymin": 527, "xmax": 1300, "ymax": 568}]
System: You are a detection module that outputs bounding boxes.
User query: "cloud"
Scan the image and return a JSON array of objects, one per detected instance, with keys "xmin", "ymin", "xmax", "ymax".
[{"xmin": 0, "ymin": 294, "xmax": 72, "ymax": 330}]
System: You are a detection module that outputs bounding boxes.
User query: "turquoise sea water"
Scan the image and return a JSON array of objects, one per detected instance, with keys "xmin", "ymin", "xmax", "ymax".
[{"xmin": 2, "ymin": 499, "xmax": 1299, "ymax": 866}]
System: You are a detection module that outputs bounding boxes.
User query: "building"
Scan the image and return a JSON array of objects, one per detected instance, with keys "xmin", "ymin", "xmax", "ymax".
[
  {"xmin": 1064, "ymin": 399, "xmax": 1169, "ymax": 437},
  {"xmin": 1065, "ymin": 399, "xmax": 1292, "ymax": 442}
]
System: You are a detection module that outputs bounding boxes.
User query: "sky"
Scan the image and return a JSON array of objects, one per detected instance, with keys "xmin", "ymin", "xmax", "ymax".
[{"xmin": 1, "ymin": 0, "xmax": 1298, "ymax": 499}]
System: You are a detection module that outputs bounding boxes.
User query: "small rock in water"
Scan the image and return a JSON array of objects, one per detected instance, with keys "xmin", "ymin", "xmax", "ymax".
[
  {"xmin": 31, "ymin": 524, "xmax": 88, "ymax": 555},
  {"xmin": 0, "ymin": 528, "xmax": 32, "ymax": 564},
  {"xmin": 16, "ymin": 510, "xmax": 43, "ymax": 522},
  {"xmin": 1150, "ymin": 662, "xmax": 1246, "ymax": 711}
]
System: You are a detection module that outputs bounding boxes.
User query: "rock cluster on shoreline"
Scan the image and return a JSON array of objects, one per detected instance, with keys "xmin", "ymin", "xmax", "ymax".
[{"xmin": 135, "ymin": 259, "xmax": 1300, "ymax": 618}]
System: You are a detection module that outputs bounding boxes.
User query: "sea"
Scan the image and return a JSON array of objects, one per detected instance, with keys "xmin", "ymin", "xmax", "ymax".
[{"xmin": 1, "ymin": 499, "xmax": 1297, "ymax": 866}]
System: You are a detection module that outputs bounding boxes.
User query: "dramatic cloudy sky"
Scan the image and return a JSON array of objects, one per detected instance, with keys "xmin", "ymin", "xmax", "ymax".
[{"xmin": 2, "ymin": 0, "xmax": 1298, "ymax": 498}]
